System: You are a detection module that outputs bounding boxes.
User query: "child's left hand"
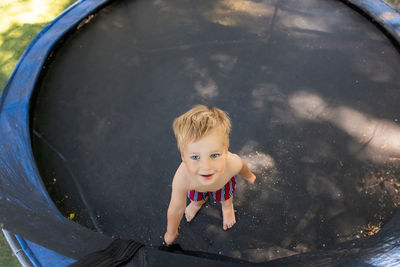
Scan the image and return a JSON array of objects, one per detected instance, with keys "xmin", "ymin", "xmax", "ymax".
[{"xmin": 248, "ymin": 173, "xmax": 256, "ymax": 184}]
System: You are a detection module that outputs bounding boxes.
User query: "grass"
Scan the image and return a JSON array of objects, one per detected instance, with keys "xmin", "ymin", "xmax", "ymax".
[
  {"xmin": 0, "ymin": 0, "xmax": 78, "ymax": 91},
  {"xmin": 0, "ymin": 233, "xmax": 19, "ymax": 267},
  {"xmin": 0, "ymin": 1, "xmax": 77, "ymax": 265},
  {"xmin": 387, "ymin": 0, "xmax": 400, "ymax": 9}
]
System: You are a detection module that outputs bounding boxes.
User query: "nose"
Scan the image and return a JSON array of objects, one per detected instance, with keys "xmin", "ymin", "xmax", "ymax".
[{"xmin": 200, "ymin": 157, "xmax": 212, "ymax": 170}]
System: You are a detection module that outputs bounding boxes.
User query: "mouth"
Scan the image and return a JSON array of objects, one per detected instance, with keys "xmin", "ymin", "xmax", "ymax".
[{"xmin": 200, "ymin": 174, "xmax": 214, "ymax": 180}]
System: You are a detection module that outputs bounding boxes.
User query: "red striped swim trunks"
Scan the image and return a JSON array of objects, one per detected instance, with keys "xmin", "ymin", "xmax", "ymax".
[{"xmin": 187, "ymin": 176, "xmax": 236, "ymax": 202}]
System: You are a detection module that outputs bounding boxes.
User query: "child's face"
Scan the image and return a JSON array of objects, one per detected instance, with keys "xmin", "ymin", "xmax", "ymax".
[{"xmin": 181, "ymin": 127, "xmax": 228, "ymax": 185}]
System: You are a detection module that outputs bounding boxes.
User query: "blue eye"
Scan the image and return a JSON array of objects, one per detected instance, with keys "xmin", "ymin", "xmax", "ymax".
[
  {"xmin": 190, "ymin": 155, "xmax": 200, "ymax": 160},
  {"xmin": 211, "ymin": 153, "xmax": 220, "ymax": 159}
]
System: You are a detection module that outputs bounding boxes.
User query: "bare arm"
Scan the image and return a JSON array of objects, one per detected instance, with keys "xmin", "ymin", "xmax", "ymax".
[
  {"xmin": 164, "ymin": 173, "xmax": 188, "ymax": 245},
  {"xmin": 228, "ymin": 152, "xmax": 256, "ymax": 184},
  {"xmin": 239, "ymin": 159, "xmax": 256, "ymax": 184}
]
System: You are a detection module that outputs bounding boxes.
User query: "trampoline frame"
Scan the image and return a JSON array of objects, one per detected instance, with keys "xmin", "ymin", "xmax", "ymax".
[{"xmin": 1, "ymin": 0, "xmax": 400, "ymax": 265}]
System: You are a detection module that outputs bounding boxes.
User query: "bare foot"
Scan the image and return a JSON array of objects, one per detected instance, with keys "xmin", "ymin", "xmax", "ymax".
[
  {"xmin": 185, "ymin": 199, "xmax": 206, "ymax": 222},
  {"xmin": 221, "ymin": 197, "xmax": 236, "ymax": 230}
]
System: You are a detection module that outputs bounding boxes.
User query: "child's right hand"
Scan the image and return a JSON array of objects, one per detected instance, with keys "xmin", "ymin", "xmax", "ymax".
[{"xmin": 164, "ymin": 231, "xmax": 178, "ymax": 245}]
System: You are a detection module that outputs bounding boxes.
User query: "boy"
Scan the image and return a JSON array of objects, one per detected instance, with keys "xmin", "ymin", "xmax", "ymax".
[{"xmin": 164, "ymin": 105, "xmax": 256, "ymax": 245}]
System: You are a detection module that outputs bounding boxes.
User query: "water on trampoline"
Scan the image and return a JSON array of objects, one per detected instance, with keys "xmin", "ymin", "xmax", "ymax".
[{"xmin": 30, "ymin": 0, "xmax": 400, "ymax": 262}]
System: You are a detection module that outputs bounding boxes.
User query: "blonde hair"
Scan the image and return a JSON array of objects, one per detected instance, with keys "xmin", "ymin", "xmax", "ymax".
[{"xmin": 173, "ymin": 105, "xmax": 231, "ymax": 152}]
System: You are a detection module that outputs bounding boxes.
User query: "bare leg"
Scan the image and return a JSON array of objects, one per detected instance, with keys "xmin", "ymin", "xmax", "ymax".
[
  {"xmin": 185, "ymin": 198, "xmax": 207, "ymax": 222},
  {"xmin": 221, "ymin": 196, "xmax": 236, "ymax": 230}
]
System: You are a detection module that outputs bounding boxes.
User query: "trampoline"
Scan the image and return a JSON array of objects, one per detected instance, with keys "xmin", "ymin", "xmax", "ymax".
[{"xmin": 2, "ymin": 0, "xmax": 400, "ymax": 265}]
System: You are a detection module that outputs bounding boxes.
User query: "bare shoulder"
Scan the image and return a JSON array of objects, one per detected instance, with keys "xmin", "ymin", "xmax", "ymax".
[
  {"xmin": 169, "ymin": 163, "xmax": 189, "ymax": 209},
  {"xmin": 172, "ymin": 163, "xmax": 190, "ymax": 192},
  {"xmin": 226, "ymin": 152, "xmax": 243, "ymax": 175}
]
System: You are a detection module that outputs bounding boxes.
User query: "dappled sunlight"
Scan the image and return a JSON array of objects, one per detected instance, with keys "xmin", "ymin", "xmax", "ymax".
[
  {"xmin": 332, "ymin": 107, "xmax": 400, "ymax": 162},
  {"xmin": 240, "ymin": 150, "xmax": 276, "ymax": 178},
  {"xmin": 184, "ymin": 58, "xmax": 219, "ymax": 99},
  {"xmin": 1, "ymin": 22, "xmax": 48, "ymax": 88},
  {"xmin": 210, "ymin": 53, "xmax": 238, "ymax": 73},
  {"xmin": 6, "ymin": 0, "xmax": 400, "ymax": 262},
  {"xmin": 250, "ymin": 84, "xmax": 298, "ymax": 127},
  {"xmin": 236, "ymin": 87, "xmax": 400, "ymax": 255},
  {"xmin": 280, "ymin": 14, "xmax": 330, "ymax": 35},
  {"xmin": 203, "ymin": 0, "xmax": 351, "ymax": 39},
  {"xmin": 287, "ymin": 91, "xmax": 327, "ymax": 121},
  {"xmin": 222, "ymin": 0, "xmax": 274, "ymax": 17},
  {"xmin": 238, "ymin": 140, "xmax": 276, "ymax": 178},
  {"xmin": 276, "ymin": 1, "xmax": 339, "ymax": 36},
  {"xmin": 0, "ymin": 0, "xmax": 73, "ymax": 31},
  {"xmin": 194, "ymin": 80, "xmax": 218, "ymax": 99},
  {"xmin": 227, "ymin": 140, "xmax": 278, "ymax": 212},
  {"xmin": 205, "ymin": 0, "xmax": 275, "ymax": 20},
  {"xmin": 289, "ymin": 91, "xmax": 400, "ymax": 163},
  {"xmin": 184, "ymin": 53, "xmax": 239, "ymax": 95},
  {"xmin": 379, "ymin": 11, "xmax": 398, "ymax": 21},
  {"xmin": 203, "ymin": 0, "xmax": 275, "ymax": 35},
  {"xmin": 0, "ymin": 0, "xmax": 76, "ymax": 90},
  {"xmin": 251, "ymin": 83, "xmax": 286, "ymax": 109},
  {"xmin": 235, "ymin": 140, "xmax": 281, "ymax": 210}
]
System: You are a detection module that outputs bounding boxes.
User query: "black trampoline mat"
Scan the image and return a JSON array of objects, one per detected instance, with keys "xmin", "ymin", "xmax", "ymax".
[{"xmin": 31, "ymin": 0, "xmax": 400, "ymax": 262}]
